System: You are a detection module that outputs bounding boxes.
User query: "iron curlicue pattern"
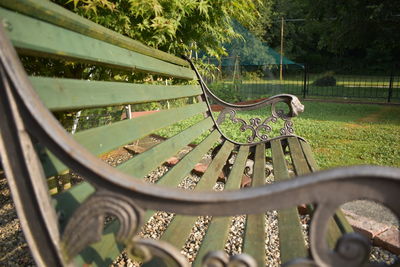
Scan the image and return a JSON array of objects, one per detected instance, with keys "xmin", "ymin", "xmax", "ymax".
[
  {"xmin": 185, "ymin": 57, "xmax": 305, "ymax": 144},
  {"xmin": 61, "ymin": 190, "xmax": 143, "ymax": 261},
  {"xmin": 215, "ymin": 96, "xmax": 303, "ymax": 143}
]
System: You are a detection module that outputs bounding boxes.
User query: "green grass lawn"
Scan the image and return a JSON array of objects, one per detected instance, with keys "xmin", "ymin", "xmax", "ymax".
[
  {"xmin": 158, "ymin": 101, "xmax": 400, "ymax": 170},
  {"xmin": 292, "ymin": 102, "xmax": 400, "ymax": 169},
  {"xmin": 216, "ymin": 74, "xmax": 400, "ymax": 101}
]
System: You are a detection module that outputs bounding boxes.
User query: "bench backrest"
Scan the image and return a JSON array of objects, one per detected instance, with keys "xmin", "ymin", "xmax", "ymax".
[{"xmin": 0, "ymin": 0, "xmax": 214, "ymax": 178}]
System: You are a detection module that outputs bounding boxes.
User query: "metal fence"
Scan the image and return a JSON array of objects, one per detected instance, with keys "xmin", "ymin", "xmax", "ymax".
[{"xmin": 208, "ymin": 63, "xmax": 400, "ymax": 103}]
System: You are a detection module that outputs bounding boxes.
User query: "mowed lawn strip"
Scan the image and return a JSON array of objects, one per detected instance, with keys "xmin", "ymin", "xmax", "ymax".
[{"xmin": 157, "ymin": 102, "xmax": 400, "ymax": 169}]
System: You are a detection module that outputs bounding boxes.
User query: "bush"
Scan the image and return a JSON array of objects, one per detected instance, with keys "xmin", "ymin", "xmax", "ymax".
[
  {"xmin": 208, "ymin": 82, "xmax": 242, "ymax": 103},
  {"xmin": 242, "ymin": 71, "xmax": 263, "ymax": 81},
  {"xmin": 313, "ymin": 71, "xmax": 336, "ymax": 86}
]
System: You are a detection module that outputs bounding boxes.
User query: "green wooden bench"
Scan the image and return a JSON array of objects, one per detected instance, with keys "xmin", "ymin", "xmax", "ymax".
[{"xmin": 1, "ymin": 1, "xmax": 400, "ymax": 267}]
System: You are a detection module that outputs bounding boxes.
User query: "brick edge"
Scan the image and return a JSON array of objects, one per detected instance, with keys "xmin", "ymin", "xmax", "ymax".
[{"xmin": 342, "ymin": 210, "xmax": 400, "ymax": 255}]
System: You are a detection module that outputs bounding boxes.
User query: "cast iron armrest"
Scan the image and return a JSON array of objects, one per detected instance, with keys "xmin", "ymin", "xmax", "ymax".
[{"xmin": 185, "ymin": 57, "xmax": 305, "ymax": 145}]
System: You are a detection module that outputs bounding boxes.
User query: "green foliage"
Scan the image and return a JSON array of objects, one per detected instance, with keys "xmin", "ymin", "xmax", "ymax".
[
  {"xmin": 242, "ymin": 71, "xmax": 263, "ymax": 81},
  {"xmin": 208, "ymin": 82, "xmax": 242, "ymax": 103},
  {"xmin": 260, "ymin": 0, "xmax": 399, "ymax": 73},
  {"xmin": 55, "ymin": 0, "xmax": 263, "ymax": 58}
]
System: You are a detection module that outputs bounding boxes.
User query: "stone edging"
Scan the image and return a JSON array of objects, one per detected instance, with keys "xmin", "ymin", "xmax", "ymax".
[{"xmin": 342, "ymin": 210, "xmax": 400, "ymax": 255}]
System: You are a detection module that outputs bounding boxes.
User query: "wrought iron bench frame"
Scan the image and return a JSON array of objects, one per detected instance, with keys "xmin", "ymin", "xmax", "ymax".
[{"xmin": 0, "ymin": 1, "xmax": 400, "ymax": 267}]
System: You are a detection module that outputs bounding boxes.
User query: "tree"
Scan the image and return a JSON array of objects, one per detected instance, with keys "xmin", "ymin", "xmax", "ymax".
[
  {"xmin": 260, "ymin": 0, "xmax": 400, "ymax": 72},
  {"xmin": 55, "ymin": 0, "xmax": 263, "ymax": 58}
]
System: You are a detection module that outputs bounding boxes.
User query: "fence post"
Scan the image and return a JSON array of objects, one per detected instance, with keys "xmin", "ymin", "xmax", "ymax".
[
  {"xmin": 303, "ymin": 64, "xmax": 307, "ymax": 99},
  {"xmin": 388, "ymin": 67, "xmax": 394, "ymax": 103}
]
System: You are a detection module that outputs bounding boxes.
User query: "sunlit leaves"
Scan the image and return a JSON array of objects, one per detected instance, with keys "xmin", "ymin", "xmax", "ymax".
[{"xmin": 54, "ymin": 0, "xmax": 263, "ymax": 58}]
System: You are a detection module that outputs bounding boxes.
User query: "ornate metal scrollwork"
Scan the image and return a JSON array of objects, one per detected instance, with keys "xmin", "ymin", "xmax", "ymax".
[
  {"xmin": 308, "ymin": 202, "xmax": 373, "ymax": 267},
  {"xmin": 128, "ymin": 239, "xmax": 190, "ymax": 267},
  {"xmin": 185, "ymin": 55, "xmax": 304, "ymax": 144},
  {"xmin": 215, "ymin": 95, "xmax": 303, "ymax": 143},
  {"xmin": 61, "ymin": 190, "xmax": 190, "ymax": 266},
  {"xmin": 61, "ymin": 190, "xmax": 144, "ymax": 261}
]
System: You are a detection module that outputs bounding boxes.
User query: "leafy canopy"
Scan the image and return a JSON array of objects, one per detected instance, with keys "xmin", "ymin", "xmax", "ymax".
[{"xmin": 56, "ymin": 0, "xmax": 262, "ymax": 58}]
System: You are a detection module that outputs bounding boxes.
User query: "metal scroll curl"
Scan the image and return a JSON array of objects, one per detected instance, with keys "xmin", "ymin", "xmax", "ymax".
[
  {"xmin": 215, "ymin": 97, "xmax": 301, "ymax": 143},
  {"xmin": 308, "ymin": 203, "xmax": 373, "ymax": 267},
  {"xmin": 127, "ymin": 239, "xmax": 190, "ymax": 267},
  {"xmin": 61, "ymin": 190, "xmax": 144, "ymax": 261},
  {"xmin": 184, "ymin": 56, "xmax": 304, "ymax": 144}
]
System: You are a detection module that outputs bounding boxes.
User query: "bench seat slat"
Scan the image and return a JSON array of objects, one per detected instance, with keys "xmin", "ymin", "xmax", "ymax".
[
  {"xmin": 287, "ymin": 137, "xmax": 310, "ymax": 176},
  {"xmin": 193, "ymin": 145, "xmax": 250, "ymax": 267},
  {"xmin": 41, "ymin": 103, "xmax": 208, "ymax": 177},
  {"xmin": 0, "ymin": 8, "xmax": 195, "ymax": 79},
  {"xmin": 118, "ymin": 117, "xmax": 214, "ymax": 177},
  {"xmin": 156, "ymin": 141, "xmax": 235, "ymax": 249},
  {"xmin": 142, "ymin": 141, "xmax": 234, "ymax": 266},
  {"xmin": 288, "ymin": 138, "xmax": 353, "ymax": 248},
  {"xmin": 299, "ymin": 140, "xmax": 353, "ymax": 234},
  {"xmin": 142, "ymin": 130, "xmax": 222, "ymax": 221},
  {"xmin": 54, "ymin": 183, "xmax": 121, "ymax": 266},
  {"xmin": 271, "ymin": 139, "xmax": 308, "ymax": 263},
  {"xmin": 30, "ymin": 77, "xmax": 203, "ymax": 111},
  {"xmin": 299, "ymin": 140, "xmax": 319, "ymax": 172},
  {"xmin": 60, "ymin": 131, "xmax": 221, "ymax": 265},
  {"xmin": 243, "ymin": 143, "xmax": 266, "ymax": 266},
  {"xmin": 0, "ymin": 0, "xmax": 189, "ymax": 67},
  {"xmin": 157, "ymin": 130, "xmax": 221, "ymax": 187}
]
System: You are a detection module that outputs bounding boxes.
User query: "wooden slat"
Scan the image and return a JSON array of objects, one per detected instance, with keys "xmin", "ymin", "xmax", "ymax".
[
  {"xmin": 299, "ymin": 140, "xmax": 353, "ymax": 234},
  {"xmin": 333, "ymin": 211, "xmax": 354, "ymax": 234},
  {"xmin": 68, "ymin": 131, "xmax": 221, "ymax": 265},
  {"xmin": 135, "ymin": 141, "xmax": 234, "ymax": 267},
  {"xmin": 75, "ymin": 221, "xmax": 123, "ymax": 267},
  {"xmin": 243, "ymin": 143, "xmax": 266, "ymax": 266},
  {"xmin": 141, "ymin": 130, "xmax": 221, "ymax": 222},
  {"xmin": 289, "ymin": 138, "xmax": 353, "ymax": 248},
  {"xmin": 118, "ymin": 117, "xmax": 213, "ymax": 177},
  {"xmin": 271, "ymin": 139, "xmax": 308, "ymax": 263},
  {"xmin": 0, "ymin": 0, "xmax": 189, "ymax": 67},
  {"xmin": 157, "ymin": 130, "xmax": 221, "ymax": 187},
  {"xmin": 156, "ymin": 141, "xmax": 235, "ymax": 250},
  {"xmin": 0, "ymin": 8, "xmax": 195, "ymax": 79},
  {"xmin": 54, "ymin": 182, "xmax": 95, "ymax": 231},
  {"xmin": 41, "ymin": 102, "xmax": 207, "ymax": 177},
  {"xmin": 141, "ymin": 141, "xmax": 234, "ymax": 266},
  {"xmin": 193, "ymin": 146, "xmax": 249, "ymax": 267},
  {"xmin": 287, "ymin": 138, "xmax": 309, "ymax": 176},
  {"xmin": 299, "ymin": 140, "xmax": 318, "ymax": 172},
  {"xmin": 30, "ymin": 77, "xmax": 202, "ymax": 111}
]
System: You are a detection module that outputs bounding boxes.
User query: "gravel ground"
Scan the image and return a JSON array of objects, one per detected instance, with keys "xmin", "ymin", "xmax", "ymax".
[
  {"xmin": 0, "ymin": 171, "xmax": 36, "ymax": 266},
  {"xmin": 1, "ymin": 146, "xmax": 399, "ymax": 266}
]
